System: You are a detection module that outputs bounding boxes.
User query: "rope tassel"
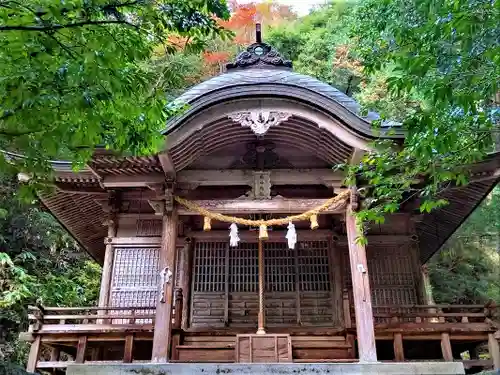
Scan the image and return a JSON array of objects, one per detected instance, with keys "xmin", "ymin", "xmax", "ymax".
[
  {"xmin": 203, "ymin": 216, "xmax": 211, "ymax": 231},
  {"xmin": 310, "ymin": 214, "xmax": 319, "ymax": 230},
  {"xmin": 286, "ymin": 222, "xmax": 297, "ymax": 249},
  {"xmin": 229, "ymin": 223, "xmax": 240, "ymax": 247},
  {"xmin": 259, "ymin": 224, "xmax": 269, "ymax": 240}
]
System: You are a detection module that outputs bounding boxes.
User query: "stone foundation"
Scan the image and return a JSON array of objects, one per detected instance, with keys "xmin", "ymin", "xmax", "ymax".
[{"xmin": 67, "ymin": 362, "xmax": 465, "ymax": 375}]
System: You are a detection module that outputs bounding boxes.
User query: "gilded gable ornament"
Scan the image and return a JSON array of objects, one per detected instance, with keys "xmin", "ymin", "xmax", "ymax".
[{"xmin": 228, "ymin": 110, "xmax": 291, "ymax": 136}]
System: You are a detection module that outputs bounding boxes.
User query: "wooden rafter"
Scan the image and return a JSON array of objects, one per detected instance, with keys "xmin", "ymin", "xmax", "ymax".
[
  {"xmin": 158, "ymin": 151, "xmax": 176, "ymax": 178},
  {"xmin": 177, "ymin": 169, "xmax": 345, "ymax": 188}
]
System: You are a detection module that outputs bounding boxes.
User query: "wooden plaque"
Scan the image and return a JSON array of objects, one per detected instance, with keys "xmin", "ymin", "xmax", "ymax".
[{"xmin": 236, "ymin": 334, "xmax": 292, "ymax": 363}]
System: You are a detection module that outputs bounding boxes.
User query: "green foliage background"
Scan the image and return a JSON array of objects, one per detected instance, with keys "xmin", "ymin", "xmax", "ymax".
[{"xmin": 0, "ymin": 172, "xmax": 101, "ymax": 364}]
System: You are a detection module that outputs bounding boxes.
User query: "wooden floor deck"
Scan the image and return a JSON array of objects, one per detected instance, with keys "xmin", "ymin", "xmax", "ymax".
[{"xmin": 21, "ymin": 302, "xmax": 500, "ymax": 374}]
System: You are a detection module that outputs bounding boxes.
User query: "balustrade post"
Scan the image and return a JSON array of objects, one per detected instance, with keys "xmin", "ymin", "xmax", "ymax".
[
  {"xmin": 488, "ymin": 333, "xmax": 500, "ymax": 370},
  {"xmin": 342, "ymin": 289, "xmax": 352, "ymax": 329},
  {"xmin": 26, "ymin": 336, "xmax": 41, "ymax": 373}
]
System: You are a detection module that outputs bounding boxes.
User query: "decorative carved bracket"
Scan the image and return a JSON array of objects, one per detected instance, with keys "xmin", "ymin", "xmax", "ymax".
[
  {"xmin": 228, "ymin": 111, "xmax": 291, "ymax": 136},
  {"xmin": 147, "ymin": 183, "xmax": 175, "ymax": 215},
  {"xmin": 148, "ymin": 200, "xmax": 165, "ymax": 216},
  {"xmin": 96, "ymin": 190, "xmax": 120, "ymax": 213},
  {"xmin": 164, "ymin": 184, "xmax": 174, "ymax": 213}
]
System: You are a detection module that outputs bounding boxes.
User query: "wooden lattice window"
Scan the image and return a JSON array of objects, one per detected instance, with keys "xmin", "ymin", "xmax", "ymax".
[
  {"xmin": 340, "ymin": 242, "xmax": 419, "ymax": 323},
  {"xmin": 298, "ymin": 241, "xmax": 331, "ymax": 292},
  {"xmin": 193, "ymin": 241, "xmax": 226, "ymax": 293},
  {"xmin": 265, "ymin": 243, "xmax": 294, "ymax": 293},
  {"xmin": 110, "ymin": 247, "xmax": 159, "ymax": 323},
  {"xmin": 229, "ymin": 243, "xmax": 258, "ymax": 293}
]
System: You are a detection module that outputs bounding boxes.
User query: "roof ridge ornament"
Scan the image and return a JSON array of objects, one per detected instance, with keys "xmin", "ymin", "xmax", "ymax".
[
  {"xmin": 226, "ymin": 42, "xmax": 293, "ymax": 70},
  {"xmin": 228, "ymin": 110, "xmax": 291, "ymax": 136},
  {"xmin": 226, "ymin": 23, "xmax": 292, "ymax": 70}
]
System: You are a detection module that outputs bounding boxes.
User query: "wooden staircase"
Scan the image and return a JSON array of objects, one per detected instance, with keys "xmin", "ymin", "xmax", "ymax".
[{"xmin": 173, "ymin": 333, "xmax": 356, "ymax": 363}]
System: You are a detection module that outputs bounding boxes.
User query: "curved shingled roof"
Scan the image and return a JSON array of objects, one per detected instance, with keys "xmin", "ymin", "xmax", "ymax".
[{"xmin": 163, "ymin": 42, "xmax": 400, "ymax": 137}]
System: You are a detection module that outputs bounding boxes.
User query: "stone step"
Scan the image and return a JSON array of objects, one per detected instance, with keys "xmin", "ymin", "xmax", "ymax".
[{"xmin": 66, "ymin": 362, "xmax": 465, "ymax": 375}]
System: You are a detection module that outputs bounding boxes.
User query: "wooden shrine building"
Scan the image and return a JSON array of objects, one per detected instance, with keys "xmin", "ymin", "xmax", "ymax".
[{"xmin": 22, "ymin": 36, "xmax": 500, "ymax": 375}]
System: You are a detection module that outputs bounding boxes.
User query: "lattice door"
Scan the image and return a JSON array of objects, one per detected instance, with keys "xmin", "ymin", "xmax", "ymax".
[
  {"xmin": 297, "ymin": 241, "xmax": 335, "ymax": 325},
  {"xmin": 109, "ymin": 247, "xmax": 159, "ymax": 323},
  {"xmin": 340, "ymin": 242, "xmax": 419, "ymax": 323},
  {"xmin": 190, "ymin": 240, "xmax": 337, "ymax": 329}
]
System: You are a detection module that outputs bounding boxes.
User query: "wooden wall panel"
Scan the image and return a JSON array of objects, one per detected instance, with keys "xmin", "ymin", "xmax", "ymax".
[
  {"xmin": 229, "ymin": 292, "xmax": 259, "ymax": 327},
  {"xmin": 116, "ymin": 217, "xmax": 162, "ymax": 237},
  {"xmin": 191, "ymin": 292, "xmax": 226, "ymax": 328}
]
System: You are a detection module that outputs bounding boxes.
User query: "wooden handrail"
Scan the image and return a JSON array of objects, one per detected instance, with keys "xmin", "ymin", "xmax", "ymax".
[
  {"xmin": 373, "ymin": 304, "xmax": 489, "ymax": 309},
  {"xmin": 28, "ymin": 305, "xmax": 156, "ymax": 312},
  {"xmin": 28, "ymin": 314, "xmax": 157, "ymax": 321},
  {"xmin": 372, "ymin": 312, "xmax": 486, "ymax": 318}
]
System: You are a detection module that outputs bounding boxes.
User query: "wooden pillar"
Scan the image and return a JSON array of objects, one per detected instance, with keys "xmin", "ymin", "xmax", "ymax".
[
  {"xmin": 421, "ymin": 265, "xmax": 435, "ymax": 305},
  {"xmin": 98, "ymin": 215, "xmax": 117, "ymax": 308},
  {"xmin": 345, "ymin": 205, "xmax": 377, "ymax": 362},
  {"xmin": 441, "ymin": 332, "xmax": 453, "ymax": 361},
  {"xmin": 180, "ymin": 239, "xmax": 192, "ymax": 330},
  {"xmin": 49, "ymin": 346, "xmax": 60, "ymax": 362},
  {"xmin": 256, "ymin": 239, "xmax": 266, "ymax": 334},
  {"xmin": 75, "ymin": 336, "xmax": 87, "ymax": 363},
  {"xmin": 123, "ymin": 334, "xmax": 134, "ymax": 363},
  {"xmin": 488, "ymin": 333, "xmax": 500, "ymax": 370},
  {"xmin": 151, "ymin": 206, "xmax": 178, "ymax": 362},
  {"xmin": 393, "ymin": 333, "xmax": 404, "ymax": 361}
]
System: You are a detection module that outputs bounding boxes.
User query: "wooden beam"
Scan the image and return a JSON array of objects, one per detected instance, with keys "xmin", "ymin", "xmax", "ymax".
[
  {"xmin": 158, "ymin": 152, "xmax": 176, "ymax": 177},
  {"xmin": 345, "ymin": 204, "xmax": 377, "ymax": 362},
  {"xmin": 349, "ymin": 148, "xmax": 365, "ymax": 166},
  {"xmin": 152, "ymin": 207, "xmax": 178, "ymax": 363},
  {"xmin": 102, "ymin": 173, "xmax": 165, "ymax": 188},
  {"xmin": 187, "ymin": 230, "xmax": 332, "ymax": 242},
  {"xmin": 108, "ymin": 237, "xmax": 162, "ymax": 246},
  {"xmin": 177, "ymin": 169, "xmax": 344, "ymax": 187},
  {"xmin": 489, "ymin": 333, "xmax": 500, "ymax": 370},
  {"xmin": 441, "ymin": 332, "xmax": 453, "ymax": 361},
  {"xmin": 177, "ymin": 197, "xmax": 347, "ymax": 215}
]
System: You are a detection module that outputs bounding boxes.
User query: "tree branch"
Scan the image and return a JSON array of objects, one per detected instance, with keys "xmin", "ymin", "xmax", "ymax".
[
  {"xmin": 0, "ymin": 19, "xmax": 139, "ymax": 32},
  {"xmin": 0, "ymin": 128, "xmax": 47, "ymax": 137}
]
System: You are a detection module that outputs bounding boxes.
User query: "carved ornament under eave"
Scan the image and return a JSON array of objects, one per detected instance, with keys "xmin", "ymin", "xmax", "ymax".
[
  {"xmin": 228, "ymin": 111, "xmax": 291, "ymax": 136},
  {"xmin": 226, "ymin": 42, "xmax": 292, "ymax": 70}
]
